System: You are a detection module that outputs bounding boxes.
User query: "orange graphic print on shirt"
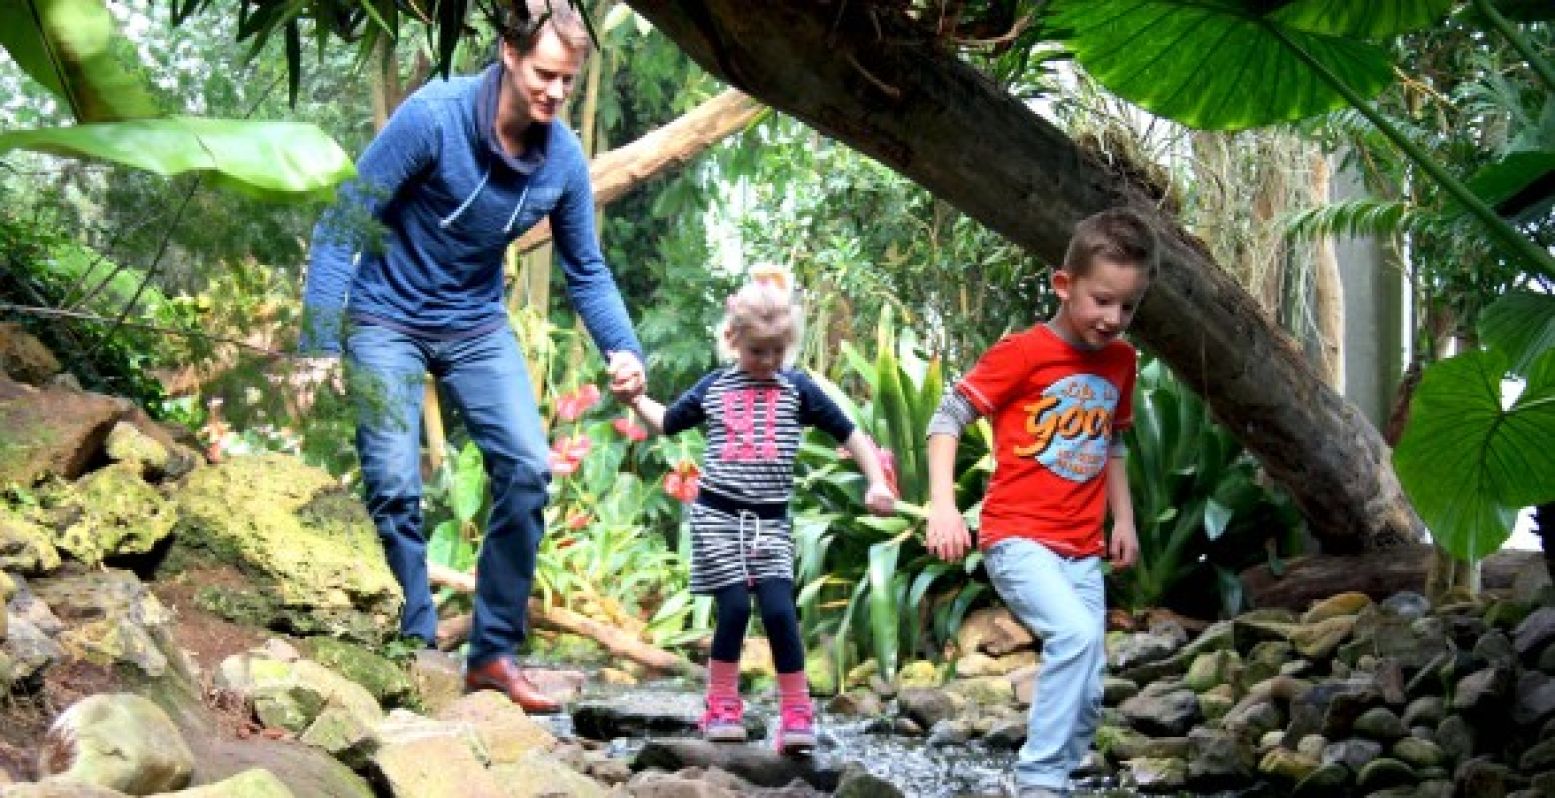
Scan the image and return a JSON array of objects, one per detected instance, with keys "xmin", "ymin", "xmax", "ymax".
[{"xmin": 1011, "ymin": 374, "xmax": 1119, "ymax": 482}]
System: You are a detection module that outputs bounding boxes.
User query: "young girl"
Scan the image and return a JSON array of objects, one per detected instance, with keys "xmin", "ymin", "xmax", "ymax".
[{"xmin": 628, "ymin": 275, "xmax": 896, "ymax": 754}]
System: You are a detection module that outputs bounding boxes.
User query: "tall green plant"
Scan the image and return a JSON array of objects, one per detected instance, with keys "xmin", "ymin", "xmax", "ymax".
[{"xmin": 794, "ymin": 312, "xmax": 993, "ymax": 679}]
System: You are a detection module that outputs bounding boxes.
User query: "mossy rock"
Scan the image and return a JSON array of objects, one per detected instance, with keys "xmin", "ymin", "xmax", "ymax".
[
  {"xmin": 42, "ymin": 463, "xmax": 176, "ymax": 566},
  {"xmin": 172, "ymin": 454, "xmax": 401, "ymax": 644},
  {"xmin": 299, "ymin": 637, "xmax": 413, "ymax": 707}
]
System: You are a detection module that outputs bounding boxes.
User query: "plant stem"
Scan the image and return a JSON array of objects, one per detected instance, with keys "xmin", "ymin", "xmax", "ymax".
[
  {"xmin": 1267, "ymin": 24, "xmax": 1555, "ymax": 284},
  {"xmin": 1472, "ymin": 0, "xmax": 1555, "ymax": 95}
]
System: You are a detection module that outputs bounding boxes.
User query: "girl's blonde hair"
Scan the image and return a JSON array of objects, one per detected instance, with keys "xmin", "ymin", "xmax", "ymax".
[{"xmin": 716, "ymin": 265, "xmax": 804, "ymax": 366}]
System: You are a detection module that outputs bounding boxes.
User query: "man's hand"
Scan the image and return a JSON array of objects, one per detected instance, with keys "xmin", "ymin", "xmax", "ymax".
[
  {"xmin": 863, "ymin": 481, "xmax": 896, "ymax": 516},
  {"xmin": 925, "ymin": 500, "xmax": 973, "ymax": 561},
  {"xmin": 606, "ymin": 351, "xmax": 645, "ymax": 403},
  {"xmin": 1109, "ymin": 521, "xmax": 1139, "ymax": 569}
]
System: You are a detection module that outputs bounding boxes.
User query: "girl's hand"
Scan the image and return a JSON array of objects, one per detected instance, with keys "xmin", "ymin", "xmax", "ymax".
[{"xmin": 863, "ymin": 481, "xmax": 896, "ymax": 515}]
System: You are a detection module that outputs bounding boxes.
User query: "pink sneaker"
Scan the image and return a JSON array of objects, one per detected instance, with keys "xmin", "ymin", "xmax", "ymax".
[
  {"xmin": 700, "ymin": 695, "xmax": 747, "ymax": 742},
  {"xmin": 776, "ymin": 701, "xmax": 817, "ymax": 755}
]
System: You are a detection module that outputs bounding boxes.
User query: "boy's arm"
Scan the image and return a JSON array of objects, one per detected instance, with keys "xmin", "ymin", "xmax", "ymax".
[
  {"xmin": 840, "ymin": 430, "xmax": 897, "ymax": 515},
  {"xmin": 1105, "ymin": 454, "xmax": 1139, "ymax": 568},
  {"xmin": 926, "ymin": 433, "xmax": 972, "ymax": 560}
]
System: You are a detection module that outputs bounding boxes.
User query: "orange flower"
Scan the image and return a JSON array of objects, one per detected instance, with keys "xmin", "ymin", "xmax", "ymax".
[
  {"xmin": 548, "ymin": 433, "xmax": 593, "ymax": 476},
  {"xmin": 564, "ymin": 509, "xmax": 591, "ymax": 530},
  {"xmin": 663, "ymin": 459, "xmax": 701, "ymax": 503},
  {"xmin": 612, "ymin": 416, "xmax": 648, "ymax": 442}
]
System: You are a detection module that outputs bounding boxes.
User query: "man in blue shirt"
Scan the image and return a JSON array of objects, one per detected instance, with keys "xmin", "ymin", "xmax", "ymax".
[{"xmin": 300, "ymin": 0, "xmax": 642, "ymax": 713}]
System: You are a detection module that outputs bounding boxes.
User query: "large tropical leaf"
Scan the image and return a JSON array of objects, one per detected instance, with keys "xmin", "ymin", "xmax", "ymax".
[
  {"xmin": 0, "ymin": 118, "xmax": 356, "ymax": 201},
  {"xmin": 1463, "ymin": 151, "xmax": 1555, "ymax": 224},
  {"xmin": 1270, "ymin": 0, "xmax": 1456, "ymax": 38},
  {"xmin": 1042, "ymin": 0, "xmax": 1423, "ymax": 131},
  {"xmin": 0, "ymin": 0, "xmax": 160, "ymax": 122},
  {"xmin": 1394, "ymin": 348, "xmax": 1555, "ymax": 561},
  {"xmin": 1480, "ymin": 291, "xmax": 1555, "ymax": 375}
]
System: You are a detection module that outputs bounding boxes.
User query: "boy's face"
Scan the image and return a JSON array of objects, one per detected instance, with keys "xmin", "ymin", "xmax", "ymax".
[{"xmin": 1052, "ymin": 258, "xmax": 1150, "ymax": 348}]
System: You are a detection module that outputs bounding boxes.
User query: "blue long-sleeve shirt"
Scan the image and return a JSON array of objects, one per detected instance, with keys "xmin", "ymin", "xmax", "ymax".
[{"xmin": 300, "ymin": 63, "xmax": 642, "ymax": 360}]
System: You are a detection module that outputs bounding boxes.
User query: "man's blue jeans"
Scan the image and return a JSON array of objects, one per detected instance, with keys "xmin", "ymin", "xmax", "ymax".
[
  {"xmin": 346, "ymin": 323, "xmax": 550, "ymax": 667},
  {"xmin": 984, "ymin": 538, "xmax": 1106, "ymax": 793}
]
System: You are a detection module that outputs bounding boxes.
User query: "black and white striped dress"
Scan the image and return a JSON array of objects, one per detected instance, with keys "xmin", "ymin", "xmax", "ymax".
[{"xmin": 662, "ymin": 368, "xmax": 855, "ymax": 594}]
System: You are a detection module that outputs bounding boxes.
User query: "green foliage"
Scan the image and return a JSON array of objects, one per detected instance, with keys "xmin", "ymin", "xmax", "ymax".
[
  {"xmin": 793, "ymin": 314, "xmax": 992, "ymax": 678},
  {"xmin": 1394, "ymin": 291, "xmax": 1555, "ymax": 561},
  {"xmin": 1116, "ymin": 357, "xmax": 1304, "ymax": 616}
]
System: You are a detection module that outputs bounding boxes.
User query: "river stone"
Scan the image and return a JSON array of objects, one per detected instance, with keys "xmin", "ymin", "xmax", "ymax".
[
  {"xmin": 299, "ymin": 706, "xmax": 377, "ymax": 770},
  {"xmin": 828, "ymin": 689, "xmax": 883, "ymax": 717},
  {"xmin": 1455, "ymin": 758, "xmax": 1516, "ymax": 797},
  {"xmin": 1357, "ymin": 757, "xmax": 1416, "ymax": 791},
  {"xmin": 896, "ymin": 687, "xmax": 963, "ymax": 730},
  {"xmin": 1118, "ymin": 683, "xmax": 1199, "ymax": 737},
  {"xmin": 164, "ymin": 768, "xmax": 297, "ymax": 798},
  {"xmin": 573, "ymin": 690, "xmax": 765, "ymax": 741},
  {"xmin": 1258, "ymin": 748, "xmax": 1319, "ymax": 781},
  {"xmin": 1392, "ymin": 736, "xmax": 1445, "ymax": 769},
  {"xmin": 38, "ymin": 693, "xmax": 194, "ymax": 794},
  {"xmin": 1187, "ymin": 727, "xmax": 1254, "ymax": 787},
  {"xmin": 1519, "ymin": 737, "xmax": 1555, "ymax": 772},
  {"xmin": 1197, "ymin": 685, "xmax": 1234, "ymax": 723},
  {"xmin": 368, "ymin": 725, "xmax": 505, "ymax": 798},
  {"xmin": 488, "ymin": 750, "xmax": 607, "ymax": 798},
  {"xmin": 1301, "ymin": 592, "xmax": 1373, "ymax": 625},
  {"xmin": 632, "ymin": 739, "xmax": 841, "ymax": 791},
  {"xmin": 896, "ymin": 659, "xmax": 938, "ymax": 689},
  {"xmin": 1353, "ymin": 706, "xmax": 1407, "ymax": 740},
  {"xmin": 832, "ymin": 763, "xmax": 904, "ymax": 798},
  {"xmin": 1514, "ymin": 669, "xmax": 1555, "ymax": 727},
  {"xmin": 1291, "ymin": 762, "xmax": 1349, "ymax": 797},
  {"xmin": 1322, "ymin": 738, "xmax": 1383, "ymax": 772},
  {"xmin": 1184, "ymin": 650, "xmax": 1241, "ymax": 693},
  {"xmin": 1289, "ymin": 616, "xmax": 1358, "ymax": 661},
  {"xmin": 1102, "ymin": 676, "xmax": 1138, "ymax": 706},
  {"xmin": 1402, "ymin": 695, "xmax": 1445, "ymax": 729},
  {"xmin": 1436, "ymin": 714, "xmax": 1476, "ymax": 765},
  {"xmin": 1452, "ymin": 665, "xmax": 1513, "ymax": 714},
  {"xmin": 1108, "ymin": 630, "xmax": 1179, "ymax": 671},
  {"xmin": 947, "ymin": 675, "xmax": 1013, "ymax": 706},
  {"xmin": 1516, "ymin": 607, "xmax": 1555, "ymax": 661},
  {"xmin": 1123, "ymin": 757, "xmax": 1187, "ymax": 791},
  {"xmin": 1381, "ymin": 591, "xmax": 1431, "ymax": 619}
]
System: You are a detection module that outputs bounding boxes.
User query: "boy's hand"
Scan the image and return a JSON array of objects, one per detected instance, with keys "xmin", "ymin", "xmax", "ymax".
[
  {"xmin": 863, "ymin": 481, "xmax": 896, "ymax": 516},
  {"xmin": 606, "ymin": 351, "xmax": 645, "ymax": 402},
  {"xmin": 1109, "ymin": 521, "xmax": 1139, "ymax": 569},
  {"xmin": 925, "ymin": 500, "xmax": 972, "ymax": 561}
]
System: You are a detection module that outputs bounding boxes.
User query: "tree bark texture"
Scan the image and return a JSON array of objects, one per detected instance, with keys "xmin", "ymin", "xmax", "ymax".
[
  {"xmin": 625, "ymin": 0, "xmax": 1423, "ymax": 552},
  {"xmin": 513, "ymin": 87, "xmax": 765, "ymax": 252}
]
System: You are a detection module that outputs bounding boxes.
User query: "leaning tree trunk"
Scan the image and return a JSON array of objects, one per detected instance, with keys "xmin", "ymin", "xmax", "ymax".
[{"xmin": 626, "ymin": 0, "xmax": 1424, "ymax": 552}]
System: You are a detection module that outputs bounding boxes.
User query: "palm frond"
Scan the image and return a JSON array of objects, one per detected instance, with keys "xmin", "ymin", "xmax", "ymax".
[{"xmin": 1281, "ymin": 197, "xmax": 1439, "ymax": 242}]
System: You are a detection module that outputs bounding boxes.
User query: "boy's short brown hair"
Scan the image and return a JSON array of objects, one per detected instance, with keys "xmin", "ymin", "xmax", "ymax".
[{"xmin": 1062, "ymin": 208, "xmax": 1159, "ymax": 279}]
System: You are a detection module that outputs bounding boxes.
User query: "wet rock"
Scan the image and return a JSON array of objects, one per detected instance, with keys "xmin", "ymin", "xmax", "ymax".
[
  {"xmin": 1515, "ymin": 608, "xmax": 1555, "ymax": 662},
  {"xmin": 1222, "ymin": 697, "xmax": 1284, "ymax": 742},
  {"xmin": 832, "ymin": 763, "xmax": 903, "ymax": 798},
  {"xmin": 1321, "ymin": 738, "xmax": 1383, "ymax": 772},
  {"xmin": 1381, "ymin": 591, "xmax": 1432, "ymax": 619},
  {"xmin": 925, "ymin": 719, "xmax": 972, "ymax": 747},
  {"xmin": 1402, "ymin": 695, "xmax": 1444, "ymax": 729},
  {"xmin": 1101, "ymin": 676, "xmax": 1138, "ymax": 706},
  {"xmin": 1392, "ymin": 736, "xmax": 1445, "ymax": 769},
  {"xmin": 1108, "ymin": 630, "xmax": 1178, "ymax": 671},
  {"xmin": 1197, "ymin": 685, "xmax": 1234, "ymax": 723},
  {"xmin": 1452, "ymin": 665, "xmax": 1513, "ymax": 716},
  {"xmin": 1118, "ymin": 682, "xmax": 1199, "ymax": 737},
  {"xmin": 1186, "ymin": 727, "xmax": 1254, "ymax": 788},
  {"xmin": 1436, "ymin": 714, "xmax": 1476, "ymax": 765},
  {"xmin": 435, "ymin": 690, "xmax": 557, "ymax": 764},
  {"xmin": 1514, "ymin": 669, "xmax": 1555, "ymax": 728},
  {"xmin": 1454, "ymin": 756, "xmax": 1518, "ymax": 798},
  {"xmin": 1518, "ymin": 737, "xmax": 1555, "ymax": 772},
  {"xmin": 573, "ymin": 691, "xmax": 764, "ymax": 741},
  {"xmin": 1257, "ymin": 748, "xmax": 1319, "ymax": 781},
  {"xmin": 895, "ymin": 660, "xmax": 938, "ymax": 689},
  {"xmin": 983, "ymin": 717, "xmax": 1025, "ymax": 750},
  {"xmin": 1352, "ymin": 706, "xmax": 1407, "ymax": 741},
  {"xmin": 827, "ymin": 689, "xmax": 883, "ymax": 718},
  {"xmin": 632, "ymin": 739, "xmax": 841, "ymax": 791},
  {"xmin": 1183, "ymin": 650, "xmax": 1241, "ymax": 694},
  {"xmin": 1123, "ymin": 756, "xmax": 1187, "ymax": 791},
  {"xmin": 1289, "ymin": 616, "xmax": 1357, "ymax": 660},
  {"xmin": 38, "ymin": 693, "xmax": 194, "ymax": 794},
  {"xmin": 895, "ymin": 688, "xmax": 961, "ymax": 730},
  {"xmin": 946, "ymin": 676, "xmax": 1013, "ymax": 707}
]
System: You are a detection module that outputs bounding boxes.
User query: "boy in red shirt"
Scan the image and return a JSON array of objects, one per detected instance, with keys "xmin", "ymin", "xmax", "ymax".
[{"xmin": 925, "ymin": 208, "xmax": 1157, "ymax": 798}]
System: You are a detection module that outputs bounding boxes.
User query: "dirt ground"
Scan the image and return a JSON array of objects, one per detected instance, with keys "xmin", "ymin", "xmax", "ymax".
[{"xmin": 1, "ymin": 562, "xmax": 270, "ymax": 782}]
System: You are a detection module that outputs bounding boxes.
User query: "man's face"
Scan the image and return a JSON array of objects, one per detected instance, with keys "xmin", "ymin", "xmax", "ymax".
[
  {"xmin": 1052, "ymin": 259, "xmax": 1150, "ymax": 348},
  {"xmin": 500, "ymin": 28, "xmax": 585, "ymax": 128}
]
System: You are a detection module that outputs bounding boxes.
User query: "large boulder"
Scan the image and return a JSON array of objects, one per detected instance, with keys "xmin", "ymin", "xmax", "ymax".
[
  {"xmin": 171, "ymin": 455, "xmax": 401, "ymax": 643},
  {"xmin": 37, "ymin": 693, "xmax": 195, "ymax": 794},
  {"xmin": 28, "ymin": 568, "xmax": 177, "ymax": 677},
  {"xmin": 0, "ymin": 378, "xmax": 124, "ymax": 487}
]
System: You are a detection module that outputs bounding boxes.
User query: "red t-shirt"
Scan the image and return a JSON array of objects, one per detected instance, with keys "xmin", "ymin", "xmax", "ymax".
[{"xmin": 956, "ymin": 324, "xmax": 1136, "ymax": 557}]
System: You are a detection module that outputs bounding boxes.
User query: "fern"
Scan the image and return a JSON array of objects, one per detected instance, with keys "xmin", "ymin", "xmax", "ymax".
[{"xmin": 1282, "ymin": 197, "xmax": 1431, "ymax": 242}]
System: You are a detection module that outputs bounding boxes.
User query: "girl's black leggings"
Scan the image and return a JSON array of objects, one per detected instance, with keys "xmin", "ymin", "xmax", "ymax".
[{"xmin": 709, "ymin": 578, "xmax": 804, "ymax": 673}]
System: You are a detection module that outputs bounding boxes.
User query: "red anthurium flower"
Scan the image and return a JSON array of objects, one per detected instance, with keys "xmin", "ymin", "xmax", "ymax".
[
  {"xmin": 663, "ymin": 459, "xmax": 701, "ymax": 503},
  {"xmin": 877, "ymin": 446, "xmax": 900, "ymax": 498},
  {"xmin": 548, "ymin": 433, "xmax": 593, "ymax": 476},
  {"xmin": 564, "ymin": 509, "xmax": 591, "ymax": 530},
  {"xmin": 555, "ymin": 383, "xmax": 603, "ymax": 422},
  {"xmin": 612, "ymin": 416, "xmax": 648, "ymax": 442}
]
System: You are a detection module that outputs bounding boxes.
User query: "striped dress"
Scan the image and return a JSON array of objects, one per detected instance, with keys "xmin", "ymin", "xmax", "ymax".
[{"xmin": 662, "ymin": 368, "xmax": 855, "ymax": 594}]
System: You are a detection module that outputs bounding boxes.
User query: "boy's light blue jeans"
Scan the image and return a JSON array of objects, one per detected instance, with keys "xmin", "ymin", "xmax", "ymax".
[
  {"xmin": 984, "ymin": 538, "xmax": 1106, "ymax": 793},
  {"xmin": 346, "ymin": 323, "xmax": 550, "ymax": 667}
]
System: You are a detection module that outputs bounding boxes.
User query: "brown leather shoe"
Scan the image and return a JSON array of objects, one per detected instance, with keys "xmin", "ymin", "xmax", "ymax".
[{"xmin": 464, "ymin": 656, "xmax": 562, "ymax": 714}]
